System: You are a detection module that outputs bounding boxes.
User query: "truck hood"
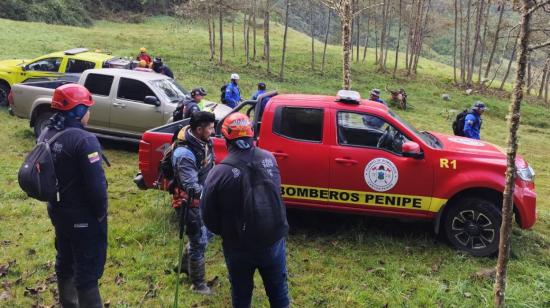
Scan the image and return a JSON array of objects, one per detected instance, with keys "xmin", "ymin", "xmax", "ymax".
[
  {"xmin": 0, "ymin": 59, "xmax": 27, "ymax": 72},
  {"xmin": 432, "ymin": 132, "xmax": 506, "ymax": 157}
]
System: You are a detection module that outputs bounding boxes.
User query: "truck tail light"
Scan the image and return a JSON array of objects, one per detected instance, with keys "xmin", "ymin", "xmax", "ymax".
[
  {"xmin": 138, "ymin": 139, "xmax": 151, "ymax": 173},
  {"xmin": 7, "ymin": 90, "xmax": 14, "ymax": 107}
]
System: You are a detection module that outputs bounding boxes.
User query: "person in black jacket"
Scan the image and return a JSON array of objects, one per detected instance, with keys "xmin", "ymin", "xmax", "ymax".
[
  {"xmin": 171, "ymin": 111, "xmax": 216, "ymax": 295},
  {"xmin": 41, "ymin": 84, "xmax": 108, "ymax": 308},
  {"xmin": 201, "ymin": 113, "xmax": 289, "ymax": 308},
  {"xmin": 152, "ymin": 57, "xmax": 174, "ymax": 79}
]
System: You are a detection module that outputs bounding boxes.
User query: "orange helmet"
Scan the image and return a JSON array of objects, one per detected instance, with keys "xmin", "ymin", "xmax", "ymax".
[
  {"xmin": 221, "ymin": 113, "xmax": 253, "ymax": 140},
  {"xmin": 138, "ymin": 60, "xmax": 147, "ymax": 68},
  {"xmin": 51, "ymin": 84, "xmax": 94, "ymax": 111}
]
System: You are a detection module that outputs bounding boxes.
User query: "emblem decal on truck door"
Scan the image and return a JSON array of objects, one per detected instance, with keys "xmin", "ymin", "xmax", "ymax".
[{"xmin": 364, "ymin": 158, "xmax": 399, "ymax": 192}]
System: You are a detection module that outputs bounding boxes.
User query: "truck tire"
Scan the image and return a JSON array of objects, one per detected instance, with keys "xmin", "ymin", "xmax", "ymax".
[
  {"xmin": 0, "ymin": 83, "xmax": 9, "ymax": 107},
  {"xmin": 34, "ymin": 111, "xmax": 55, "ymax": 137},
  {"xmin": 444, "ymin": 197, "xmax": 501, "ymax": 257}
]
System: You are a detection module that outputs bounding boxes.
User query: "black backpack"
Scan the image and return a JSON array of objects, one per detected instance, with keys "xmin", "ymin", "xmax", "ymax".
[
  {"xmin": 221, "ymin": 149, "xmax": 288, "ymax": 247},
  {"xmin": 452, "ymin": 109, "xmax": 469, "ymax": 136},
  {"xmin": 173, "ymin": 100, "xmax": 185, "ymax": 122},
  {"xmin": 18, "ymin": 128, "xmax": 77, "ymax": 202},
  {"xmin": 220, "ymin": 84, "xmax": 228, "ymax": 104},
  {"xmin": 158, "ymin": 141, "xmax": 178, "ymax": 192}
]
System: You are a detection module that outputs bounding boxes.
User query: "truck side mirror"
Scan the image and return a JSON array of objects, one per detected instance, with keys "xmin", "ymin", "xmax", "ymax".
[
  {"xmin": 402, "ymin": 141, "xmax": 424, "ymax": 159},
  {"xmin": 145, "ymin": 96, "xmax": 160, "ymax": 107}
]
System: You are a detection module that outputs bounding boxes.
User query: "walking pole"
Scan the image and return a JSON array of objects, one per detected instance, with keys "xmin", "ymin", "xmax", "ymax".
[{"xmin": 173, "ymin": 189, "xmax": 193, "ymax": 308}]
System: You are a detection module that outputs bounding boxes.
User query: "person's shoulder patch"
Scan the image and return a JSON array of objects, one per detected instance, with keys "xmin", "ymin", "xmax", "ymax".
[{"xmin": 88, "ymin": 152, "xmax": 101, "ymax": 163}]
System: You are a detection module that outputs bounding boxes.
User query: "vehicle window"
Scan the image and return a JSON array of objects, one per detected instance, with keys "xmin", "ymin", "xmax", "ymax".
[
  {"xmin": 84, "ymin": 74, "xmax": 114, "ymax": 96},
  {"xmin": 151, "ymin": 79, "xmax": 188, "ymax": 102},
  {"xmin": 273, "ymin": 107, "xmax": 323, "ymax": 142},
  {"xmin": 66, "ymin": 59, "xmax": 96, "ymax": 73},
  {"xmin": 117, "ymin": 77, "xmax": 157, "ymax": 103},
  {"xmin": 338, "ymin": 111, "xmax": 408, "ymax": 153},
  {"xmin": 26, "ymin": 57, "xmax": 63, "ymax": 72}
]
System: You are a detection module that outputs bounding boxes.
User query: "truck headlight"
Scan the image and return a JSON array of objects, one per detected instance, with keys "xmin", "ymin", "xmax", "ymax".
[{"xmin": 517, "ymin": 165, "xmax": 535, "ymax": 182}]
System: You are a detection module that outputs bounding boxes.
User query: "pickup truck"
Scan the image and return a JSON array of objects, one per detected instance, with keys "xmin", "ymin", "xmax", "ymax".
[
  {"xmin": 0, "ymin": 48, "xmax": 124, "ymax": 106},
  {"xmin": 11, "ymin": 68, "xmax": 220, "ymax": 141},
  {"xmin": 135, "ymin": 90, "xmax": 537, "ymax": 256}
]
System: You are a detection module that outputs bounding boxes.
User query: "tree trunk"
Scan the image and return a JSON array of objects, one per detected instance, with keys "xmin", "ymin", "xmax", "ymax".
[
  {"xmin": 493, "ymin": 1, "xmax": 534, "ymax": 307},
  {"xmin": 453, "ymin": 0, "xmax": 458, "ymax": 83},
  {"xmin": 246, "ymin": 12, "xmax": 251, "ymax": 66},
  {"xmin": 279, "ymin": 0, "xmax": 290, "ymax": 80},
  {"xmin": 484, "ymin": 2, "xmax": 505, "ymax": 79},
  {"xmin": 356, "ymin": 10, "xmax": 361, "ymax": 63},
  {"xmin": 264, "ymin": 0, "xmax": 271, "ymax": 73},
  {"xmin": 378, "ymin": 0, "xmax": 389, "ymax": 70},
  {"xmin": 477, "ymin": 0, "xmax": 491, "ymax": 84},
  {"xmin": 539, "ymin": 60, "xmax": 549, "ymax": 98},
  {"xmin": 208, "ymin": 10, "xmax": 215, "ymax": 61},
  {"xmin": 212, "ymin": 11, "xmax": 216, "ymax": 54},
  {"xmin": 341, "ymin": 0, "xmax": 353, "ymax": 89},
  {"xmin": 413, "ymin": 0, "xmax": 430, "ymax": 74},
  {"xmin": 393, "ymin": 0, "xmax": 402, "ymax": 78},
  {"xmin": 459, "ymin": 0, "xmax": 465, "ymax": 83},
  {"xmin": 232, "ymin": 21, "xmax": 236, "ymax": 56},
  {"xmin": 383, "ymin": 12, "xmax": 392, "ymax": 69},
  {"xmin": 545, "ymin": 69, "xmax": 549, "ymax": 105},
  {"xmin": 243, "ymin": 12, "xmax": 247, "ymax": 52},
  {"xmin": 526, "ymin": 57, "xmax": 532, "ymax": 95},
  {"xmin": 253, "ymin": 0, "xmax": 257, "ymax": 61},
  {"xmin": 499, "ymin": 41, "xmax": 518, "ymax": 90},
  {"xmin": 374, "ymin": 13, "xmax": 379, "ymax": 64},
  {"xmin": 407, "ymin": 0, "xmax": 422, "ymax": 75},
  {"xmin": 362, "ymin": 12, "xmax": 369, "ymax": 63},
  {"xmin": 468, "ymin": 0, "xmax": 484, "ymax": 84},
  {"xmin": 464, "ymin": 0, "xmax": 472, "ymax": 84},
  {"xmin": 310, "ymin": 0, "xmax": 315, "ymax": 71},
  {"xmin": 322, "ymin": 9, "xmax": 332, "ymax": 74},
  {"xmin": 218, "ymin": 5, "xmax": 223, "ymax": 65}
]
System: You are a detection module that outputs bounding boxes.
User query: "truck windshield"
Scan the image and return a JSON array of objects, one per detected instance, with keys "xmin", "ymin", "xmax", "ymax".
[
  {"xmin": 151, "ymin": 79, "xmax": 189, "ymax": 102},
  {"xmin": 389, "ymin": 110, "xmax": 442, "ymax": 148}
]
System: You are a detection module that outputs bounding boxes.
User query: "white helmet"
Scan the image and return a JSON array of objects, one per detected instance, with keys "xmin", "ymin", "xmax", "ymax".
[{"xmin": 231, "ymin": 73, "xmax": 240, "ymax": 80}]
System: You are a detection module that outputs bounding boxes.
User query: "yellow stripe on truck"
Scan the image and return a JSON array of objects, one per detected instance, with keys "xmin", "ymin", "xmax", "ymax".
[{"xmin": 280, "ymin": 184, "xmax": 446, "ymax": 213}]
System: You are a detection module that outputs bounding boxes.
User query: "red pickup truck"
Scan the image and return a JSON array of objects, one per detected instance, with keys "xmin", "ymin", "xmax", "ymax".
[{"xmin": 134, "ymin": 91, "xmax": 537, "ymax": 256}]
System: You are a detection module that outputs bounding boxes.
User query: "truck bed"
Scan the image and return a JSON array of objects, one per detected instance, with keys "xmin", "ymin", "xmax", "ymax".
[{"xmin": 11, "ymin": 80, "xmax": 74, "ymax": 119}]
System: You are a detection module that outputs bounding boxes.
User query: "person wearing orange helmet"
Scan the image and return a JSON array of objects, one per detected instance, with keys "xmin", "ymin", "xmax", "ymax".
[
  {"xmin": 201, "ymin": 113, "xmax": 290, "ymax": 307},
  {"xmin": 41, "ymin": 84, "xmax": 108, "ymax": 308}
]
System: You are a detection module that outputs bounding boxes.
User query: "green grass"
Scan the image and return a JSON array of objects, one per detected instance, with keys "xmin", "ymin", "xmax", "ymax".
[{"xmin": 0, "ymin": 16, "xmax": 549, "ymax": 307}]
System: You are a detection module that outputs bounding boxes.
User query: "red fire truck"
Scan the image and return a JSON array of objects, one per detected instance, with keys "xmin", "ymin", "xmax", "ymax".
[{"xmin": 134, "ymin": 91, "xmax": 536, "ymax": 256}]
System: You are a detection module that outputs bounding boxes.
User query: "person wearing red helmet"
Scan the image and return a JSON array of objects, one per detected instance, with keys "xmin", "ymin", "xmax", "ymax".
[
  {"xmin": 202, "ymin": 113, "xmax": 290, "ymax": 308},
  {"xmin": 42, "ymin": 84, "xmax": 108, "ymax": 308}
]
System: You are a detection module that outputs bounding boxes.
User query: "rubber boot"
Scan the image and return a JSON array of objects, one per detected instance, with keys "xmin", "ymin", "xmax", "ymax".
[
  {"xmin": 189, "ymin": 259, "xmax": 212, "ymax": 295},
  {"xmin": 57, "ymin": 278, "xmax": 79, "ymax": 308},
  {"xmin": 77, "ymin": 285, "xmax": 103, "ymax": 308}
]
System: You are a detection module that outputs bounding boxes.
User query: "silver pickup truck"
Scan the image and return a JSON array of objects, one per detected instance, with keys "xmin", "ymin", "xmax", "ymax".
[{"xmin": 11, "ymin": 68, "xmax": 225, "ymax": 141}]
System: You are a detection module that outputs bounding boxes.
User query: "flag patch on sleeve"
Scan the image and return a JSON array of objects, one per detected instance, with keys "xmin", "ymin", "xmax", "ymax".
[{"xmin": 88, "ymin": 152, "xmax": 100, "ymax": 163}]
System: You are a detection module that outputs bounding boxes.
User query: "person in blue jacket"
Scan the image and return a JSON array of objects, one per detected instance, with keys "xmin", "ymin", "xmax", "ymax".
[
  {"xmin": 251, "ymin": 82, "xmax": 270, "ymax": 117},
  {"xmin": 41, "ymin": 84, "xmax": 108, "ymax": 308},
  {"xmin": 224, "ymin": 73, "xmax": 241, "ymax": 108},
  {"xmin": 369, "ymin": 88, "xmax": 387, "ymax": 105},
  {"xmin": 464, "ymin": 101, "xmax": 487, "ymax": 140}
]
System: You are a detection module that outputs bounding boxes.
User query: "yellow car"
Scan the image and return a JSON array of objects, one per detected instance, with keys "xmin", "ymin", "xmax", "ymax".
[{"xmin": 0, "ymin": 48, "xmax": 117, "ymax": 106}]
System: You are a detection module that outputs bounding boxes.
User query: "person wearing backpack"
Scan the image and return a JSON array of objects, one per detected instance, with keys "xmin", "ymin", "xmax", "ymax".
[
  {"xmin": 173, "ymin": 87, "xmax": 207, "ymax": 122},
  {"xmin": 201, "ymin": 113, "xmax": 290, "ymax": 308},
  {"xmin": 463, "ymin": 101, "xmax": 487, "ymax": 140},
  {"xmin": 172, "ymin": 111, "xmax": 216, "ymax": 295},
  {"xmin": 223, "ymin": 73, "xmax": 241, "ymax": 108},
  {"xmin": 40, "ymin": 84, "xmax": 108, "ymax": 308}
]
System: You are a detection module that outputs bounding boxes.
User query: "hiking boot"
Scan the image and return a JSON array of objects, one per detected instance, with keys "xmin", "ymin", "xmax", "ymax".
[
  {"xmin": 189, "ymin": 259, "xmax": 212, "ymax": 296},
  {"xmin": 57, "ymin": 278, "xmax": 79, "ymax": 308}
]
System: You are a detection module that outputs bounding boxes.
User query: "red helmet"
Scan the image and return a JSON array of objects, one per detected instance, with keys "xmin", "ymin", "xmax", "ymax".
[
  {"xmin": 221, "ymin": 113, "xmax": 253, "ymax": 140},
  {"xmin": 51, "ymin": 84, "xmax": 94, "ymax": 111}
]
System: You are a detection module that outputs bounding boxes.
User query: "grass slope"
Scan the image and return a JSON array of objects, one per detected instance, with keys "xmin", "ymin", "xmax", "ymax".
[{"xmin": 0, "ymin": 17, "xmax": 548, "ymax": 307}]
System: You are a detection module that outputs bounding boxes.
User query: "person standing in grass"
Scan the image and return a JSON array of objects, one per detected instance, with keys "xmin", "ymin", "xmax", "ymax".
[
  {"xmin": 171, "ymin": 111, "xmax": 216, "ymax": 295},
  {"xmin": 41, "ymin": 84, "xmax": 108, "ymax": 308},
  {"xmin": 202, "ymin": 113, "xmax": 290, "ymax": 308},
  {"xmin": 223, "ymin": 73, "xmax": 242, "ymax": 108},
  {"xmin": 463, "ymin": 101, "xmax": 487, "ymax": 140}
]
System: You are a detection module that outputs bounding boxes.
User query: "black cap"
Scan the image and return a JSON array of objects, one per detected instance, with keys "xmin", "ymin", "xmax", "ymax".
[
  {"xmin": 191, "ymin": 87, "xmax": 207, "ymax": 97},
  {"xmin": 258, "ymin": 82, "xmax": 266, "ymax": 90}
]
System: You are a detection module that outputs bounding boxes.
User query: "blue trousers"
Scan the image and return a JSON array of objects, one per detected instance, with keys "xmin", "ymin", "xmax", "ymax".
[{"xmin": 223, "ymin": 238, "xmax": 289, "ymax": 308}]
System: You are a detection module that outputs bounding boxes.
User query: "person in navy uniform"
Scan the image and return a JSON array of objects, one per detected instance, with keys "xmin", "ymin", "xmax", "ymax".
[
  {"xmin": 224, "ymin": 73, "xmax": 241, "ymax": 108},
  {"xmin": 464, "ymin": 101, "xmax": 487, "ymax": 140},
  {"xmin": 41, "ymin": 84, "xmax": 108, "ymax": 308}
]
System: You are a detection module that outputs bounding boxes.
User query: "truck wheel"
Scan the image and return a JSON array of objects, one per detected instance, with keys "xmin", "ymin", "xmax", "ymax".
[
  {"xmin": 444, "ymin": 197, "xmax": 501, "ymax": 257},
  {"xmin": 0, "ymin": 83, "xmax": 9, "ymax": 107},
  {"xmin": 34, "ymin": 111, "xmax": 54, "ymax": 137}
]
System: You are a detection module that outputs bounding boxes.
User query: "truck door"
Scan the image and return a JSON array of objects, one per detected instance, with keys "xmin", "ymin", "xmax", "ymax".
[
  {"xmin": 329, "ymin": 110, "xmax": 434, "ymax": 217},
  {"xmin": 82, "ymin": 73, "xmax": 113, "ymax": 129},
  {"xmin": 21, "ymin": 57, "xmax": 65, "ymax": 81},
  {"xmin": 259, "ymin": 104, "xmax": 331, "ymax": 208},
  {"xmin": 110, "ymin": 77, "xmax": 164, "ymax": 136}
]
